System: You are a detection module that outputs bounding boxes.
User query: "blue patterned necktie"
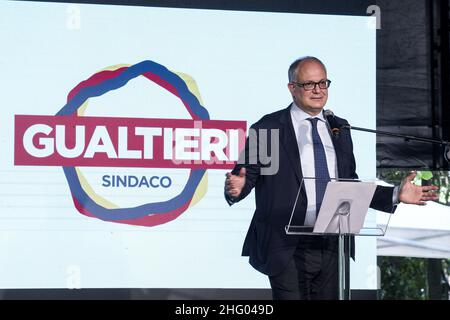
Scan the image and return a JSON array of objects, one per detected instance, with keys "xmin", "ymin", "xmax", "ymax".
[{"xmin": 308, "ymin": 118, "xmax": 331, "ymax": 215}]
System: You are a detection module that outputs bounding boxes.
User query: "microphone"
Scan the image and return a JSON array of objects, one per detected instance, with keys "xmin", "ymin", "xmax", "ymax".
[{"xmin": 324, "ymin": 109, "xmax": 341, "ymax": 137}]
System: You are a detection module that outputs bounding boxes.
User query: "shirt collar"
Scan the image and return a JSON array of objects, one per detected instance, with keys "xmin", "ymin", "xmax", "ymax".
[{"xmin": 290, "ymin": 102, "xmax": 326, "ymax": 122}]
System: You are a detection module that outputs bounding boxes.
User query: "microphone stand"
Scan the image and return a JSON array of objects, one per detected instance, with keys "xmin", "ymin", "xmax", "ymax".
[{"xmin": 341, "ymin": 124, "xmax": 450, "ymax": 163}]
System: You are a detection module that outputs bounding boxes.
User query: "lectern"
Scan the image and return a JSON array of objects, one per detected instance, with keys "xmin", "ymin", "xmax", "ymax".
[{"xmin": 285, "ymin": 177, "xmax": 392, "ymax": 300}]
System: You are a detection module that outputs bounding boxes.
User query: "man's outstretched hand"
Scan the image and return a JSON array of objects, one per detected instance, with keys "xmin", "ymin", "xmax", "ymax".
[
  {"xmin": 225, "ymin": 167, "xmax": 246, "ymax": 199},
  {"xmin": 399, "ymin": 171, "xmax": 439, "ymax": 205}
]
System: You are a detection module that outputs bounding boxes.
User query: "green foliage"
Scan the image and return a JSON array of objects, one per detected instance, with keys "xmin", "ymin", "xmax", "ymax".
[
  {"xmin": 379, "ymin": 257, "xmax": 428, "ymax": 300},
  {"xmin": 443, "ymin": 259, "xmax": 450, "ymax": 293},
  {"xmin": 416, "ymin": 171, "xmax": 433, "ymax": 181}
]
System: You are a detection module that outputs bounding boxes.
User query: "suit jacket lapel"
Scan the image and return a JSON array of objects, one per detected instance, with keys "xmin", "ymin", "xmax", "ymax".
[{"xmin": 279, "ymin": 105, "xmax": 302, "ymax": 184}]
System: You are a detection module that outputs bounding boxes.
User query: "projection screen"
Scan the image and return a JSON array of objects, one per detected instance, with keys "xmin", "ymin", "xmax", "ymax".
[{"xmin": 0, "ymin": 1, "xmax": 376, "ymax": 289}]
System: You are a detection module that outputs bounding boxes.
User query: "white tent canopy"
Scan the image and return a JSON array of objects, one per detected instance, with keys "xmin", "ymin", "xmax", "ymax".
[{"xmin": 377, "ymin": 201, "xmax": 450, "ymax": 258}]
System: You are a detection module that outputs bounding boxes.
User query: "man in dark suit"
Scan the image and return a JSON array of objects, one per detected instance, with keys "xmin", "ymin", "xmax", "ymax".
[{"xmin": 224, "ymin": 56, "xmax": 438, "ymax": 300}]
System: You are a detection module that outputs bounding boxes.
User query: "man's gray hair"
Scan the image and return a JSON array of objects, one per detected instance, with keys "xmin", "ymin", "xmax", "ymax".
[{"xmin": 288, "ymin": 56, "xmax": 327, "ymax": 82}]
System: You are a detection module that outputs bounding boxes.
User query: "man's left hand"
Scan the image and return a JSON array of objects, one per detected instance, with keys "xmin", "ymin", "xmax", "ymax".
[{"xmin": 399, "ymin": 171, "xmax": 439, "ymax": 205}]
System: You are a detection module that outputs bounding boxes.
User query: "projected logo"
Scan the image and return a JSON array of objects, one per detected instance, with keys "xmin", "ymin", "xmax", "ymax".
[{"xmin": 15, "ymin": 60, "xmax": 246, "ymax": 227}]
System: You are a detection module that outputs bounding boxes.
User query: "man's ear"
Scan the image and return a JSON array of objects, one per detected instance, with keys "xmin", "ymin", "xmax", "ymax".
[{"xmin": 287, "ymin": 83, "xmax": 295, "ymax": 96}]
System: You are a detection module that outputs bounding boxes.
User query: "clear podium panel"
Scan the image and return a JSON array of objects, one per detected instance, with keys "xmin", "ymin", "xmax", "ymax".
[{"xmin": 285, "ymin": 177, "xmax": 394, "ymax": 237}]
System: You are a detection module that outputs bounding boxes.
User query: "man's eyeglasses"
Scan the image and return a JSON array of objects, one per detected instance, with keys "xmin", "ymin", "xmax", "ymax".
[{"xmin": 290, "ymin": 79, "xmax": 331, "ymax": 91}]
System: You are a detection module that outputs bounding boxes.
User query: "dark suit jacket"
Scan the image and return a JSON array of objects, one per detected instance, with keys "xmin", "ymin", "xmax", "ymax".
[{"xmin": 226, "ymin": 105, "xmax": 395, "ymax": 276}]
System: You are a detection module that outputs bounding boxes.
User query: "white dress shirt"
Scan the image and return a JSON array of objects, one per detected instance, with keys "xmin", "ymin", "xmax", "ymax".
[{"xmin": 290, "ymin": 104, "xmax": 337, "ymax": 226}]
